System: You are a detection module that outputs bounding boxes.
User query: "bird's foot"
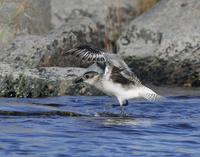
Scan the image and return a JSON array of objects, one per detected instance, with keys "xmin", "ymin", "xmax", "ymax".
[{"xmin": 119, "ymin": 106, "xmax": 128, "ymax": 117}]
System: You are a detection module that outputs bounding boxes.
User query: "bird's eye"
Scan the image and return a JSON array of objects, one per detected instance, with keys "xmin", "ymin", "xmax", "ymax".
[{"xmin": 85, "ymin": 75, "xmax": 89, "ymax": 79}]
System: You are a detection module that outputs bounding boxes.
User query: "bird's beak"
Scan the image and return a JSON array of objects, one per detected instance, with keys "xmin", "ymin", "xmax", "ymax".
[{"xmin": 73, "ymin": 77, "xmax": 84, "ymax": 84}]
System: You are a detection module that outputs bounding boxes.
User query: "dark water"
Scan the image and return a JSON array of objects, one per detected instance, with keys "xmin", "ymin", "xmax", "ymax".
[{"xmin": 0, "ymin": 95, "xmax": 200, "ymax": 157}]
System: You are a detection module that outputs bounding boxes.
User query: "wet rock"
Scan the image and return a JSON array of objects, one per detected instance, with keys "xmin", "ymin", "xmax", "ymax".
[
  {"xmin": 0, "ymin": 64, "xmax": 102, "ymax": 98},
  {"xmin": 118, "ymin": 0, "xmax": 200, "ymax": 87}
]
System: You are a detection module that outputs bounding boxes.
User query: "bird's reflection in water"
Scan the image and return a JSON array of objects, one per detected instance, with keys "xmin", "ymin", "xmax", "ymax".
[{"xmin": 91, "ymin": 112, "xmax": 153, "ymax": 127}]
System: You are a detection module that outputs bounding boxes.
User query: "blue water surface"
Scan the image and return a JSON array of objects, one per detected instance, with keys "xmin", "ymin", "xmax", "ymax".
[{"xmin": 0, "ymin": 96, "xmax": 200, "ymax": 157}]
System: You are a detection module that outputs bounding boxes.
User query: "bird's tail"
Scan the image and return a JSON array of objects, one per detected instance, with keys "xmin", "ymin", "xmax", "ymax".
[{"xmin": 139, "ymin": 86, "xmax": 164, "ymax": 102}]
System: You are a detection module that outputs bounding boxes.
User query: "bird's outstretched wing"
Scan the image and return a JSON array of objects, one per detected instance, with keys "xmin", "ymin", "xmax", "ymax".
[
  {"xmin": 66, "ymin": 44, "xmax": 106, "ymax": 63},
  {"xmin": 66, "ymin": 44, "xmax": 141, "ymax": 85}
]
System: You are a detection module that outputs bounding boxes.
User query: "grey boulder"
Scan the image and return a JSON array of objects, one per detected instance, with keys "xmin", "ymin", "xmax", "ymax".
[
  {"xmin": 0, "ymin": 64, "xmax": 102, "ymax": 98},
  {"xmin": 0, "ymin": 17, "xmax": 104, "ymax": 97},
  {"xmin": 117, "ymin": 0, "xmax": 200, "ymax": 87}
]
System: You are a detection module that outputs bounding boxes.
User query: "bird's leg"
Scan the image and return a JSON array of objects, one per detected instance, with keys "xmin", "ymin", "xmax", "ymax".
[
  {"xmin": 123, "ymin": 100, "xmax": 129, "ymax": 106},
  {"xmin": 120, "ymin": 100, "xmax": 128, "ymax": 117},
  {"xmin": 120, "ymin": 106, "xmax": 125, "ymax": 117}
]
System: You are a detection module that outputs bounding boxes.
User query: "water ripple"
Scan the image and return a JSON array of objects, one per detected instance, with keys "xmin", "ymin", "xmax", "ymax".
[{"xmin": 0, "ymin": 96, "xmax": 200, "ymax": 157}]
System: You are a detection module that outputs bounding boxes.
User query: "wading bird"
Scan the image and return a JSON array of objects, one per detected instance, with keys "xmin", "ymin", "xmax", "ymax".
[{"xmin": 66, "ymin": 45, "xmax": 162, "ymax": 113}]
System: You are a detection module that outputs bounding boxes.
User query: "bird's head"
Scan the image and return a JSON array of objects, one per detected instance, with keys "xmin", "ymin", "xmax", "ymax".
[{"xmin": 74, "ymin": 71, "xmax": 100, "ymax": 85}]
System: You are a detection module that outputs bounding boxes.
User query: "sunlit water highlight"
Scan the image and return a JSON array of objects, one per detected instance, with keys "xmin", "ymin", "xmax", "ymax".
[{"xmin": 0, "ymin": 96, "xmax": 200, "ymax": 157}]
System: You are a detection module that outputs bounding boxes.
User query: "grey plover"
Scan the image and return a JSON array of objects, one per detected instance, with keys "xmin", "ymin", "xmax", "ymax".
[{"xmin": 66, "ymin": 44, "xmax": 163, "ymax": 108}]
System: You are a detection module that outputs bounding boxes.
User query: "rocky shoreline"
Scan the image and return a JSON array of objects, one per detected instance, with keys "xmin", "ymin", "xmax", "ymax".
[
  {"xmin": 118, "ymin": 0, "xmax": 200, "ymax": 88},
  {"xmin": 0, "ymin": 0, "xmax": 199, "ymax": 97}
]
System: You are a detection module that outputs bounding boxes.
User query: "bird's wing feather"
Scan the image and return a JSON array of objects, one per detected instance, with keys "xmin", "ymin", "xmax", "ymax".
[
  {"xmin": 110, "ymin": 66, "xmax": 133, "ymax": 85},
  {"xmin": 101, "ymin": 53, "xmax": 142, "ymax": 85},
  {"xmin": 66, "ymin": 44, "xmax": 106, "ymax": 63},
  {"xmin": 137, "ymin": 86, "xmax": 164, "ymax": 101},
  {"xmin": 66, "ymin": 44, "xmax": 141, "ymax": 85},
  {"xmin": 110, "ymin": 66, "xmax": 141, "ymax": 85}
]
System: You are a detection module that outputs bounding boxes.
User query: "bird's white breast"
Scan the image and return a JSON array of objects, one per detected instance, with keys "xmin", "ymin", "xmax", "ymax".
[{"xmin": 95, "ymin": 78, "xmax": 140, "ymax": 101}]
